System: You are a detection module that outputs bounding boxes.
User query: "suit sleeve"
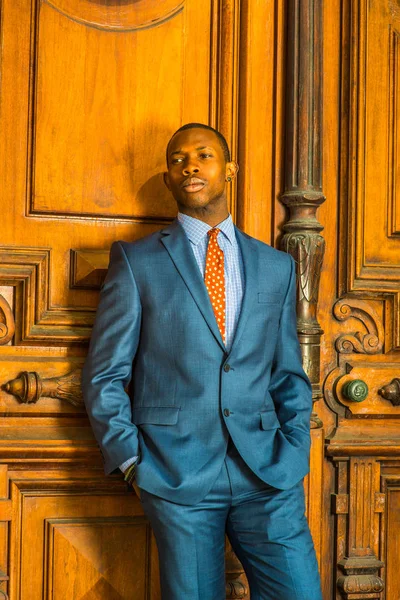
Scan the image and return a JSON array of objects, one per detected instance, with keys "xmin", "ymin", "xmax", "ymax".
[
  {"xmin": 82, "ymin": 241, "xmax": 142, "ymax": 474},
  {"xmin": 268, "ymin": 254, "xmax": 312, "ymax": 447}
]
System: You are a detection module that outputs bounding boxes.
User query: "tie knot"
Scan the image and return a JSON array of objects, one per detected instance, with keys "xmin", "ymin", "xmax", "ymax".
[{"xmin": 207, "ymin": 228, "xmax": 220, "ymax": 239}]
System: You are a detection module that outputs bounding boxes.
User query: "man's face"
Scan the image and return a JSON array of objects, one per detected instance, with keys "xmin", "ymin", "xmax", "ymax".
[{"xmin": 164, "ymin": 128, "xmax": 237, "ymax": 214}]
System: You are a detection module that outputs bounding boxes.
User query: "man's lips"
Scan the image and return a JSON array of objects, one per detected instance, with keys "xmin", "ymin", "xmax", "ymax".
[{"xmin": 181, "ymin": 178, "xmax": 206, "ymax": 192}]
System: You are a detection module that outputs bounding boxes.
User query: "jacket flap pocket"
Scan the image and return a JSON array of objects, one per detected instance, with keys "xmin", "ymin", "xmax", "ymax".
[
  {"xmin": 258, "ymin": 292, "xmax": 282, "ymax": 304},
  {"xmin": 132, "ymin": 406, "xmax": 180, "ymax": 425},
  {"xmin": 260, "ymin": 410, "xmax": 280, "ymax": 431}
]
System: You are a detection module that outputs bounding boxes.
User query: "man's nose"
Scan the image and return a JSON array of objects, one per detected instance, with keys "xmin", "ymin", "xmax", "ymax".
[{"xmin": 182, "ymin": 161, "xmax": 200, "ymax": 176}]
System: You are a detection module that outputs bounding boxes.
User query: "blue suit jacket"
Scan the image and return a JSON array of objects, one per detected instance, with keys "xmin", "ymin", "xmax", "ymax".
[{"xmin": 82, "ymin": 219, "xmax": 312, "ymax": 505}]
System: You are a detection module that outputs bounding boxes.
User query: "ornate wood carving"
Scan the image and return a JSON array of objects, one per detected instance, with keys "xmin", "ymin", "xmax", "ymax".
[
  {"xmin": 327, "ymin": 428, "xmax": 400, "ymax": 598},
  {"xmin": 333, "ymin": 298, "xmax": 384, "ymax": 354},
  {"xmin": 280, "ymin": 0, "xmax": 325, "ymax": 428},
  {"xmin": 3, "ymin": 369, "xmax": 83, "ymax": 407},
  {"xmin": 379, "ymin": 378, "xmax": 400, "ymax": 406},
  {"xmin": 0, "ymin": 294, "xmax": 15, "ymax": 346},
  {"xmin": 0, "ymin": 247, "xmax": 93, "ymax": 343},
  {"xmin": 324, "ymin": 360, "xmax": 400, "ymax": 418},
  {"xmin": 70, "ymin": 249, "xmax": 108, "ymax": 290},
  {"xmin": 337, "ymin": 573, "xmax": 384, "ymax": 596},
  {"xmin": 333, "ymin": 458, "xmax": 384, "ymax": 599},
  {"xmin": 330, "ymin": 2, "xmax": 400, "ymax": 592}
]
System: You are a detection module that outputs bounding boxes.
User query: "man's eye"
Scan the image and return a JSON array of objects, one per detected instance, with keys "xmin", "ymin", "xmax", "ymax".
[
  {"xmin": 200, "ymin": 153, "xmax": 213, "ymax": 159},
  {"xmin": 171, "ymin": 158, "xmax": 183, "ymax": 164}
]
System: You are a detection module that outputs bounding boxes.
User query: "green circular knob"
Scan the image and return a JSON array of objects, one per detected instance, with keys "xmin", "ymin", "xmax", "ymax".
[{"xmin": 342, "ymin": 379, "xmax": 369, "ymax": 402}]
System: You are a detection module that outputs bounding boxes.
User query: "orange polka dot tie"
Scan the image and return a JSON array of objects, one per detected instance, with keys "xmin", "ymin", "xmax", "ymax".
[{"xmin": 204, "ymin": 228, "xmax": 226, "ymax": 344}]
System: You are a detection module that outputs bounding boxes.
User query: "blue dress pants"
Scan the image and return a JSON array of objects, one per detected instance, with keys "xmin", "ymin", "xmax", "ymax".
[{"xmin": 139, "ymin": 440, "xmax": 323, "ymax": 600}]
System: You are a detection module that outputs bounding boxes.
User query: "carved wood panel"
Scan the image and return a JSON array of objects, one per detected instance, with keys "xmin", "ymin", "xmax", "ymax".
[
  {"xmin": 339, "ymin": 0, "xmax": 400, "ymax": 348},
  {"xmin": 326, "ymin": 446, "xmax": 400, "ymax": 600},
  {"xmin": 31, "ymin": 0, "xmax": 194, "ymax": 221},
  {"xmin": 0, "ymin": 0, "xmax": 240, "ymax": 345},
  {"xmin": 7, "ymin": 474, "xmax": 159, "ymax": 600}
]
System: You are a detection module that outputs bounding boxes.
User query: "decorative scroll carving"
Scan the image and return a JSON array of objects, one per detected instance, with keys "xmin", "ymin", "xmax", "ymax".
[
  {"xmin": 333, "ymin": 298, "xmax": 384, "ymax": 354},
  {"xmin": 280, "ymin": 0, "xmax": 325, "ymax": 428},
  {"xmin": 70, "ymin": 249, "xmax": 108, "ymax": 289},
  {"xmin": 0, "ymin": 295, "xmax": 15, "ymax": 346},
  {"xmin": 378, "ymin": 378, "xmax": 400, "ymax": 406},
  {"xmin": 3, "ymin": 370, "xmax": 83, "ymax": 407},
  {"xmin": 225, "ymin": 540, "xmax": 248, "ymax": 599}
]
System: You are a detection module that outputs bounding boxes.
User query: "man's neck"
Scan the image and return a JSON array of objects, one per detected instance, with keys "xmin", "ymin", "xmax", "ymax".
[
  {"xmin": 177, "ymin": 208, "xmax": 229, "ymax": 228},
  {"xmin": 178, "ymin": 211, "xmax": 230, "ymax": 228}
]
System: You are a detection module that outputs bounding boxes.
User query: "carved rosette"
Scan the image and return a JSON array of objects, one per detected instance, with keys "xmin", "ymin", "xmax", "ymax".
[
  {"xmin": 3, "ymin": 370, "xmax": 83, "ymax": 407},
  {"xmin": 280, "ymin": 0, "xmax": 325, "ymax": 429}
]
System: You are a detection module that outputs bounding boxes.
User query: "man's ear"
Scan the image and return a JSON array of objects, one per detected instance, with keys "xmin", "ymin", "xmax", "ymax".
[
  {"xmin": 163, "ymin": 171, "xmax": 171, "ymax": 190},
  {"xmin": 226, "ymin": 161, "xmax": 239, "ymax": 181}
]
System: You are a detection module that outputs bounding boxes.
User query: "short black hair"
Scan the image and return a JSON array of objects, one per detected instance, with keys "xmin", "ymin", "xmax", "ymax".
[{"xmin": 166, "ymin": 122, "xmax": 231, "ymax": 164}]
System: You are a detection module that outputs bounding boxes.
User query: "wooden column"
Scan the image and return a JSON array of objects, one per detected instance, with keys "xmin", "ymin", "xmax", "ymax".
[
  {"xmin": 280, "ymin": 0, "xmax": 325, "ymax": 428},
  {"xmin": 280, "ymin": 0, "xmax": 325, "ymax": 574}
]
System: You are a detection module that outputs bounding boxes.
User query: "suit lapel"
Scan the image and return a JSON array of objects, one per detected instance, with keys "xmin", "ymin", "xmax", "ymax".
[
  {"xmin": 160, "ymin": 219, "xmax": 226, "ymax": 351},
  {"xmin": 226, "ymin": 227, "xmax": 259, "ymax": 357}
]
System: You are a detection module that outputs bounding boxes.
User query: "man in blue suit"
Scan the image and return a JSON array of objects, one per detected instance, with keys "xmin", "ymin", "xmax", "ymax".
[{"xmin": 82, "ymin": 123, "xmax": 323, "ymax": 599}]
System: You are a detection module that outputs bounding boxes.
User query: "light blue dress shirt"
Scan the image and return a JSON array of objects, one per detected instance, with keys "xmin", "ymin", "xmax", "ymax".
[
  {"xmin": 120, "ymin": 212, "xmax": 244, "ymax": 473},
  {"xmin": 176, "ymin": 212, "xmax": 244, "ymax": 350}
]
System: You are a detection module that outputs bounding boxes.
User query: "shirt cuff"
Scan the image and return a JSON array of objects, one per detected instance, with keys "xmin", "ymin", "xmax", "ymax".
[{"xmin": 119, "ymin": 456, "xmax": 139, "ymax": 473}]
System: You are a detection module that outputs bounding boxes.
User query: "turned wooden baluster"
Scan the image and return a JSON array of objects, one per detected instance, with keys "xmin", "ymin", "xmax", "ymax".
[{"xmin": 280, "ymin": 0, "xmax": 325, "ymax": 430}]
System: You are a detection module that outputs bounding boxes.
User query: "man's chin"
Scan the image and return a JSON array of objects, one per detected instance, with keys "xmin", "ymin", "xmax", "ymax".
[{"xmin": 177, "ymin": 195, "xmax": 209, "ymax": 210}]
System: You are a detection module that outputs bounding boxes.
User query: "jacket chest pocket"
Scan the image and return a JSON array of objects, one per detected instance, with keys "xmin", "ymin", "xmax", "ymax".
[{"xmin": 258, "ymin": 292, "xmax": 283, "ymax": 305}]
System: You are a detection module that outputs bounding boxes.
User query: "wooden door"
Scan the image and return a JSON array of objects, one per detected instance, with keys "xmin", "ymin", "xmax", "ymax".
[
  {"xmin": 317, "ymin": 0, "xmax": 400, "ymax": 598},
  {"xmin": 0, "ymin": 0, "xmax": 238, "ymax": 597},
  {"xmin": 0, "ymin": 1, "xmax": 288, "ymax": 598}
]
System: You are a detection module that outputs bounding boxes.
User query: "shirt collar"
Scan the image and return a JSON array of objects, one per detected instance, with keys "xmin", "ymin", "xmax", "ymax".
[{"xmin": 177, "ymin": 212, "xmax": 236, "ymax": 246}]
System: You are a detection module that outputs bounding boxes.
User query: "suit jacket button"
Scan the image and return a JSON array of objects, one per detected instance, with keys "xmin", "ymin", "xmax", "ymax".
[
  {"xmin": 223, "ymin": 408, "xmax": 230, "ymax": 417},
  {"xmin": 223, "ymin": 364, "xmax": 231, "ymax": 372}
]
